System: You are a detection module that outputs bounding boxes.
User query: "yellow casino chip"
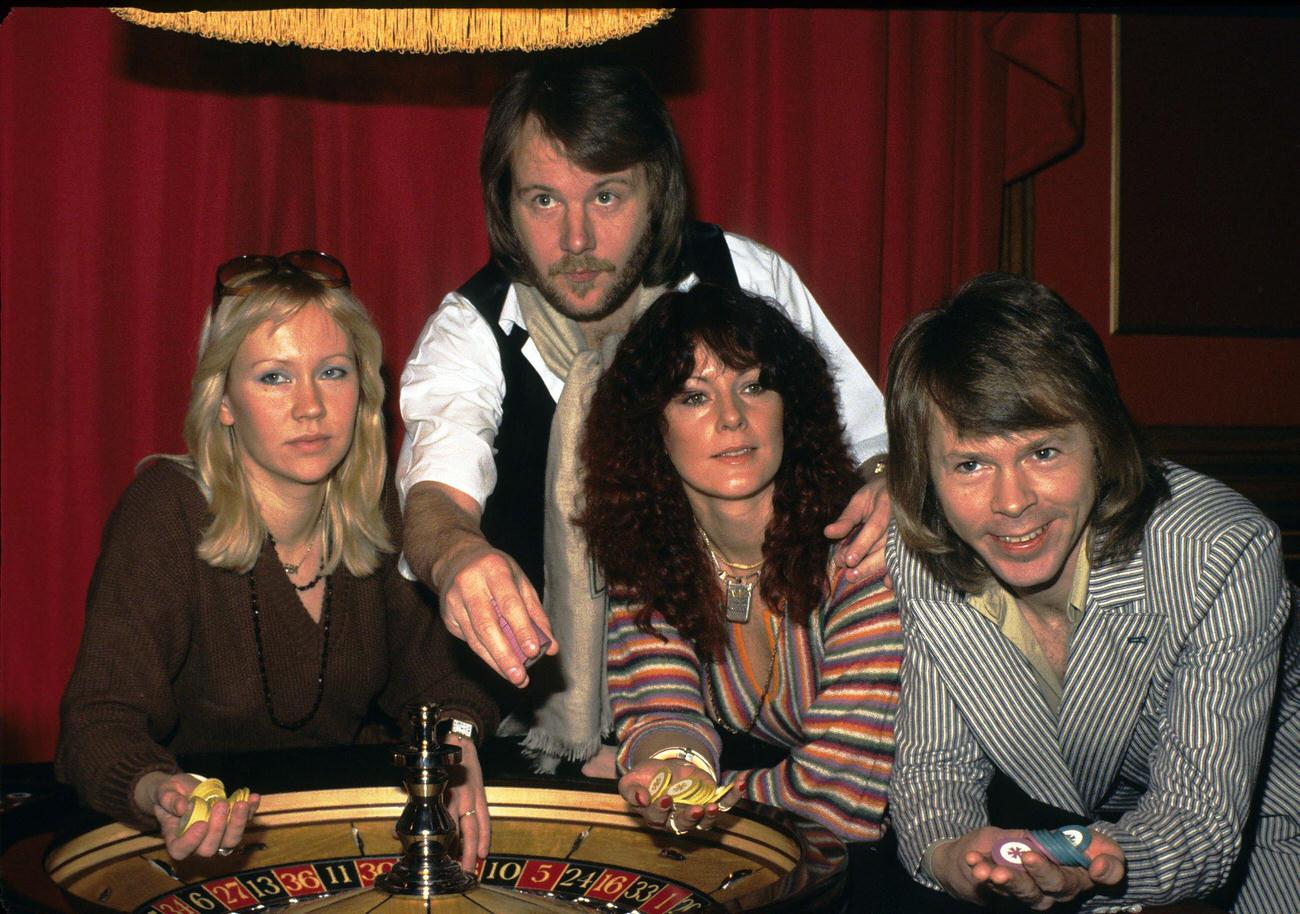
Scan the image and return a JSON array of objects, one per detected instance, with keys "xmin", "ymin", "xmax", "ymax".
[
  {"xmin": 191, "ymin": 778, "xmax": 227, "ymax": 803},
  {"xmin": 665, "ymin": 776, "xmax": 702, "ymax": 799},
  {"xmin": 710, "ymin": 782, "xmax": 736, "ymax": 804},
  {"xmin": 179, "ymin": 797, "xmax": 211, "ymax": 834},
  {"xmin": 681, "ymin": 782, "xmax": 735, "ymax": 809},
  {"xmin": 228, "ymin": 787, "xmax": 251, "ymax": 804},
  {"xmin": 647, "ymin": 767, "xmax": 672, "ymax": 801},
  {"xmin": 673, "ymin": 783, "xmax": 714, "ymax": 806}
]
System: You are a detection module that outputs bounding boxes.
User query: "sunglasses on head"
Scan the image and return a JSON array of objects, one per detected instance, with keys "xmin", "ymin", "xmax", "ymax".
[{"xmin": 211, "ymin": 250, "xmax": 350, "ymax": 314}]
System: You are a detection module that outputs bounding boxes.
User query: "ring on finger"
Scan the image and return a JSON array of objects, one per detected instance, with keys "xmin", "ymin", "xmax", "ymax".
[
  {"xmin": 667, "ymin": 815, "xmax": 688, "ymax": 837},
  {"xmin": 460, "ymin": 808, "xmax": 477, "ymax": 818},
  {"xmin": 217, "ymin": 847, "xmax": 234, "ymax": 857}
]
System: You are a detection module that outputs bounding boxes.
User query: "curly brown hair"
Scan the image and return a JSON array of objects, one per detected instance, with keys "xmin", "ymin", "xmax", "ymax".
[{"xmin": 577, "ymin": 284, "xmax": 860, "ymax": 659}]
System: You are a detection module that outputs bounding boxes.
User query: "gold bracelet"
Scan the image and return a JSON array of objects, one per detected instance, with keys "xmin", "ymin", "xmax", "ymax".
[{"xmin": 649, "ymin": 746, "xmax": 718, "ymax": 783}]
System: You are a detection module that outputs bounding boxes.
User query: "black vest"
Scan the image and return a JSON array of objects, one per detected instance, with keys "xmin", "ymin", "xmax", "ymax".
[{"xmin": 457, "ymin": 221, "xmax": 740, "ymax": 595}]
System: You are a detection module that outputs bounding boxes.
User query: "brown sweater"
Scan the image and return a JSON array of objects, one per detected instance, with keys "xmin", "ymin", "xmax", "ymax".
[{"xmin": 56, "ymin": 460, "xmax": 498, "ymax": 828}]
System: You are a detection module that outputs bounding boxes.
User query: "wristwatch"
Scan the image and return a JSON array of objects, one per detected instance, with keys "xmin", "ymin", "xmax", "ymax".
[{"xmin": 435, "ymin": 717, "xmax": 478, "ymax": 744}]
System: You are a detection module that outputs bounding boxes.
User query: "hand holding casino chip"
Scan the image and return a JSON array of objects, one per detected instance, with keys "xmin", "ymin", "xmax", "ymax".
[
  {"xmin": 619, "ymin": 755, "xmax": 728, "ymax": 836},
  {"xmin": 135, "ymin": 771, "xmax": 261, "ymax": 861},
  {"xmin": 938, "ymin": 825, "xmax": 1126, "ymax": 910}
]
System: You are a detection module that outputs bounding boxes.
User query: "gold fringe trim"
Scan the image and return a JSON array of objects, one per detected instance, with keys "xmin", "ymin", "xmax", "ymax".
[{"xmin": 109, "ymin": 8, "xmax": 674, "ymax": 55}]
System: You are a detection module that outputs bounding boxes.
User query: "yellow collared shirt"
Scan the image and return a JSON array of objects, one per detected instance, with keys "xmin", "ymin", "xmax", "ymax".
[{"xmin": 966, "ymin": 539, "xmax": 1090, "ymax": 716}]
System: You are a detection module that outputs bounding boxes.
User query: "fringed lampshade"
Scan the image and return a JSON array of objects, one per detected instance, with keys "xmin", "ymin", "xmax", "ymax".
[{"xmin": 109, "ymin": 8, "xmax": 673, "ymax": 54}]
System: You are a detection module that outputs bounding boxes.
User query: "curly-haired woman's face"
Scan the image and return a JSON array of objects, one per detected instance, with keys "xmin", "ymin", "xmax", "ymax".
[{"xmin": 662, "ymin": 344, "xmax": 784, "ymax": 512}]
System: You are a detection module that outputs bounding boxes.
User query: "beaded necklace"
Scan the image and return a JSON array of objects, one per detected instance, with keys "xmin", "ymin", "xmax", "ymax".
[{"xmin": 248, "ymin": 567, "xmax": 332, "ymax": 731}]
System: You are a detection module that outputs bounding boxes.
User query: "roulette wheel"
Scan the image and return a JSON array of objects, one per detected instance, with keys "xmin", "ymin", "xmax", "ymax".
[{"xmin": 2, "ymin": 710, "xmax": 845, "ymax": 914}]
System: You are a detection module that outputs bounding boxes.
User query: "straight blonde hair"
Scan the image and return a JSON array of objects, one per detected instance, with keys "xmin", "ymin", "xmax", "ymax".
[{"xmin": 167, "ymin": 272, "xmax": 391, "ymax": 576}]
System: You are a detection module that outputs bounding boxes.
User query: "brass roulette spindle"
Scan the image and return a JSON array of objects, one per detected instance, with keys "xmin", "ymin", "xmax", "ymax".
[{"xmin": 377, "ymin": 704, "xmax": 476, "ymax": 897}]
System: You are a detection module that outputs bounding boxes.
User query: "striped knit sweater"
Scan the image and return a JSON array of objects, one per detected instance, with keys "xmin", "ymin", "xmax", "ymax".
[{"xmin": 608, "ymin": 561, "xmax": 901, "ymax": 841}]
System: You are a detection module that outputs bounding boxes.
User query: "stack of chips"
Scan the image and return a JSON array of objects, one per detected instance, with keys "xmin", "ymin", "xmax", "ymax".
[
  {"xmin": 179, "ymin": 777, "xmax": 253, "ymax": 835},
  {"xmin": 994, "ymin": 825, "xmax": 1093, "ymax": 869},
  {"xmin": 647, "ymin": 767, "xmax": 735, "ymax": 810}
]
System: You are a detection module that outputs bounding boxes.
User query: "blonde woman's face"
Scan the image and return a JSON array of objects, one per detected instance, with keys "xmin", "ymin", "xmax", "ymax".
[{"xmin": 219, "ymin": 304, "xmax": 359, "ymax": 498}]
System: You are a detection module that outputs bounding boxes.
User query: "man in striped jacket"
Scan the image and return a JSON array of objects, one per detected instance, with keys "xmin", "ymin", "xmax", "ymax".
[{"xmin": 882, "ymin": 273, "xmax": 1297, "ymax": 913}]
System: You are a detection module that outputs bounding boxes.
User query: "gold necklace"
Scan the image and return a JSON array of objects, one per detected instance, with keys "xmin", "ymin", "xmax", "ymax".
[
  {"xmin": 698, "ymin": 525, "xmax": 764, "ymax": 623},
  {"xmin": 698, "ymin": 525, "xmax": 764, "ymax": 570},
  {"xmin": 278, "ymin": 503, "xmax": 325, "ymax": 575},
  {"xmin": 705, "ymin": 610, "xmax": 785, "ymax": 735}
]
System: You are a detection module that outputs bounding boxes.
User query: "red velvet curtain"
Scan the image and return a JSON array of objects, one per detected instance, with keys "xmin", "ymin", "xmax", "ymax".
[{"xmin": 0, "ymin": 8, "xmax": 1079, "ymax": 762}]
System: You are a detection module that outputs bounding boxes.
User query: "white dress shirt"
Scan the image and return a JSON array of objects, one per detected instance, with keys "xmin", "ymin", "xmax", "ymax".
[{"xmin": 396, "ymin": 230, "xmax": 888, "ymax": 513}]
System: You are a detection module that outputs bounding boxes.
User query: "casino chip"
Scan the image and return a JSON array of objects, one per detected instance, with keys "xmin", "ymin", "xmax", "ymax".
[
  {"xmin": 663, "ymin": 776, "xmax": 735, "ymax": 808},
  {"xmin": 994, "ymin": 839, "xmax": 1034, "ymax": 868},
  {"xmin": 495, "ymin": 610, "xmax": 552, "ymax": 668},
  {"xmin": 191, "ymin": 778, "xmax": 226, "ymax": 803},
  {"xmin": 996, "ymin": 827, "xmax": 1093, "ymax": 870},
  {"xmin": 646, "ymin": 768, "xmax": 735, "ymax": 810},
  {"xmin": 1058, "ymin": 825, "xmax": 1092, "ymax": 852},
  {"xmin": 179, "ymin": 797, "xmax": 210, "ymax": 834},
  {"xmin": 1032, "ymin": 827, "xmax": 1091, "ymax": 868},
  {"xmin": 665, "ymin": 776, "xmax": 702, "ymax": 799},
  {"xmin": 178, "ymin": 776, "xmax": 255, "ymax": 835},
  {"xmin": 647, "ymin": 768, "xmax": 672, "ymax": 802}
]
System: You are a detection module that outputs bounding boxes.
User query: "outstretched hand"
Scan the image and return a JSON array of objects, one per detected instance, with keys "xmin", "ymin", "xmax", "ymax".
[
  {"xmin": 436, "ymin": 539, "xmax": 556, "ymax": 687},
  {"xmin": 404, "ymin": 481, "xmax": 556, "ymax": 687}
]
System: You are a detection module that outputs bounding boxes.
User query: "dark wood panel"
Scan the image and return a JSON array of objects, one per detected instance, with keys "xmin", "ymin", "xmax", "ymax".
[
  {"xmin": 1116, "ymin": 16, "xmax": 1300, "ymax": 336},
  {"xmin": 1146, "ymin": 426, "xmax": 1300, "ymax": 581}
]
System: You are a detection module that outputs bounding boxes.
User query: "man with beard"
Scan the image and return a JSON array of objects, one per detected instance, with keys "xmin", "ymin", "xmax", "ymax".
[{"xmin": 396, "ymin": 61, "xmax": 892, "ymax": 772}]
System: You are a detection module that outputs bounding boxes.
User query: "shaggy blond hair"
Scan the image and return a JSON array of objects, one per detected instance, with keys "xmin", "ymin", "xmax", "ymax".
[
  {"xmin": 886, "ymin": 273, "xmax": 1168, "ymax": 593},
  {"xmin": 164, "ymin": 271, "xmax": 391, "ymax": 576}
]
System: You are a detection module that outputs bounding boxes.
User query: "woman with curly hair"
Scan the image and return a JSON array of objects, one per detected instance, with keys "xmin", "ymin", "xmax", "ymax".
[{"xmin": 578, "ymin": 283, "xmax": 901, "ymax": 850}]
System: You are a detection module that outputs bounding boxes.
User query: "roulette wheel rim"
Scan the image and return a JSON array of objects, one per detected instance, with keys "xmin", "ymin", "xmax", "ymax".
[{"xmin": 42, "ymin": 779, "xmax": 847, "ymax": 914}]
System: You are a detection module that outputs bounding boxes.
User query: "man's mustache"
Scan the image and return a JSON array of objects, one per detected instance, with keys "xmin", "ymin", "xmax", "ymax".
[{"xmin": 548, "ymin": 254, "xmax": 616, "ymax": 277}]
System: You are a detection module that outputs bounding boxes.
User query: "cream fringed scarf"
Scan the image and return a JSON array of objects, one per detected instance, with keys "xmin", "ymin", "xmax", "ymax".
[{"xmin": 510, "ymin": 282, "xmax": 663, "ymax": 771}]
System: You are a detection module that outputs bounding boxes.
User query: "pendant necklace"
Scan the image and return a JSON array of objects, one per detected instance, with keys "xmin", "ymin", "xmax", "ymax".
[
  {"xmin": 698, "ymin": 525, "xmax": 764, "ymax": 624},
  {"xmin": 269, "ymin": 532, "xmax": 326, "ymax": 591},
  {"xmin": 278, "ymin": 502, "xmax": 325, "ymax": 575},
  {"xmin": 289, "ymin": 552, "xmax": 325, "ymax": 592}
]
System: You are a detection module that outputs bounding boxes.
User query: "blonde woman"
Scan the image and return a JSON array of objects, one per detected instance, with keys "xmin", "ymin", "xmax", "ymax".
[{"xmin": 57, "ymin": 252, "xmax": 498, "ymax": 865}]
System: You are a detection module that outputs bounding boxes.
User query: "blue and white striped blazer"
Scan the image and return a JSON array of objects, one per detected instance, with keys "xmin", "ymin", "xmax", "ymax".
[{"xmin": 887, "ymin": 463, "xmax": 1297, "ymax": 913}]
